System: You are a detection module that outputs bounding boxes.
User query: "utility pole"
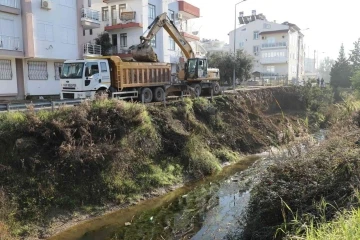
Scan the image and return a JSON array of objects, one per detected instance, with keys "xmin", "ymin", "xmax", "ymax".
[
  {"xmin": 233, "ymin": 0, "xmax": 246, "ymax": 91},
  {"xmin": 314, "ymin": 50, "xmax": 316, "ymax": 73}
]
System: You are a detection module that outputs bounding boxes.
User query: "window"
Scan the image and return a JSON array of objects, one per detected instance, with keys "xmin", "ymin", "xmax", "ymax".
[
  {"xmin": 61, "ymin": 27, "xmax": 75, "ymax": 44},
  {"xmin": 119, "ymin": 4, "xmax": 126, "ymax": 18},
  {"xmin": 150, "ymin": 35, "xmax": 156, "ymax": 47},
  {"xmin": 266, "ymin": 66, "xmax": 275, "ymax": 73},
  {"xmin": 36, "ymin": 21, "xmax": 54, "ymax": 42},
  {"xmin": 267, "ymin": 37, "xmax": 275, "ymax": 43},
  {"xmin": 102, "ymin": 7, "xmax": 109, "ymax": 21},
  {"xmin": 253, "ymin": 45, "xmax": 259, "ymax": 53},
  {"xmin": 169, "ymin": 37, "xmax": 175, "ymax": 50},
  {"xmin": 61, "ymin": 63, "xmax": 84, "ymax": 79},
  {"xmin": 168, "ymin": 9, "xmax": 175, "ymax": 21},
  {"xmin": 111, "ymin": 6, "xmax": 117, "ymax": 25},
  {"xmin": 85, "ymin": 62, "xmax": 99, "ymax": 77},
  {"xmin": 149, "ymin": 4, "xmax": 156, "ymax": 19},
  {"xmin": 90, "ymin": 29, "xmax": 93, "ymax": 35},
  {"xmin": 0, "ymin": 19, "xmax": 14, "ymax": 50},
  {"xmin": 253, "ymin": 31, "xmax": 259, "ymax": 40},
  {"xmin": 83, "ymin": 29, "xmax": 85, "ymax": 36},
  {"xmin": 263, "ymin": 23, "xmax": 271, "ymax": 29},
  {"xmin": 239, "ymin": 42, "xmax": 244, "ymax": 47},
  {"xmin": 120, "ymin": 33, "xmax": 127, "ymax": 47},
  {"xmin": 28, "ymin": 61, "xmax": 48, "ymax": 80},
  {"xmin": 0, "ymin": 60, "xmax": 12, "ymax": 80},
  {"xmin": 100, "ymin": 62, "xmax": 107, "ymax": 72},
  {"xmin": 88, "ymin": 0, "xmax": 91, "ymax": 7},
  {"xmin": 54, "ymin": 62, "xmax": 63, "ymax": 80}
]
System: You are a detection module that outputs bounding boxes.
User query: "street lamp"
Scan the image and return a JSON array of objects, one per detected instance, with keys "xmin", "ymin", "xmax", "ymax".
[{"xmin": 233, "ymin": 0, "xmax": 247, "ymax": 91}]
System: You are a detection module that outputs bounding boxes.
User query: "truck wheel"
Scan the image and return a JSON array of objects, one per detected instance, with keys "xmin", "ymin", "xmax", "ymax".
[
  {"xmin": 192, "ymin": 84, "xmax": 202, "ymax": 97},
  {"xmin": 153, "ymin": 87, "xmax": 165, "ymax": 102},
  {"xmin": 141, "ymin": 88, "xmax": 153, "ymax": 103},
  {"xmin": 213, "ymin": 82, "xmax": 221, "ymax": 95},
  {"xmin": 95, "ymin": 89, "xmax": 108, "ymax": 98}
]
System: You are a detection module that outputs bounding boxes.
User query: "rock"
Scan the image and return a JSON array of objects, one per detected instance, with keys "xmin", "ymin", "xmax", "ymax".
[{"xmin": 125, "ymin": 222, "xmax": 131, "ymax": 226}]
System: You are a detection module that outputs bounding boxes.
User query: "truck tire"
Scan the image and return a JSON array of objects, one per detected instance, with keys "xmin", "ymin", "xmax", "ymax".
[
  {"xmin": 153, "ymin": 87, "xmax": 165, "ymax": 102},
  {"xmin": 141, "ymin": 88, "xmax": 153, "ymax": 103},
  {"xmin": 95, "ymin": 89, "xmax": 108, "ymax": 98},
  {"xmin": 192, "ymin": 84, "xmax": 202, "ymax": 97},
  {"xmin": 213, "ymin": 82, "xmax": 221, "ymax": 95}
]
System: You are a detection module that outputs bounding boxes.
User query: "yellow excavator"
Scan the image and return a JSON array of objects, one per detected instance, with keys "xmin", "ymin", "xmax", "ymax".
[{"xmin": 131, "ymin": 12, "xmax": 221, "ymax": 96}]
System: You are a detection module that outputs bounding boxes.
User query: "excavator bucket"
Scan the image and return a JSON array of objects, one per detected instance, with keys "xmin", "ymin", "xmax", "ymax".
[{"xmin": 131, "ymin": 43, "xmax": 158, "ymax": 62}]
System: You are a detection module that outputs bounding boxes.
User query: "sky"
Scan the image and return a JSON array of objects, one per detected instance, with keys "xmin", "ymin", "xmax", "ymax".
[{"xmin": 185, "ymin": 0, "xmax": 359, "ymax": 61}]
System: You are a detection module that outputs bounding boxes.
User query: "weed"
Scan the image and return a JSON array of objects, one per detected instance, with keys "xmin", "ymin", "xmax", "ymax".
[{"xmin": 213, "ymin": 148, "xmax": 241, "ymax": 163}]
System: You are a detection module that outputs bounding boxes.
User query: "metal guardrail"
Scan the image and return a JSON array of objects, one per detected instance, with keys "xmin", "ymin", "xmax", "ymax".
[
  {"xmin": 83, "ymin": 43, "xmax": 102, "ymax": 56},
  {"xmin": 261, "ymin": 42, "xmax": 287, "ymax": 49},
  {"xmin": 0, "ymin": 86, "xmax": 289, "ymax": 113},
  {"xmin": 81, "ymin": 8, "xmax": 100, "ymax": 23},
  {"xmin": 0, "ymin": 99, "xmax": 84, "ymax": 112},
  {"xmin": 0, "ymin": 35, "xmax": 21, "ymax": 51}
]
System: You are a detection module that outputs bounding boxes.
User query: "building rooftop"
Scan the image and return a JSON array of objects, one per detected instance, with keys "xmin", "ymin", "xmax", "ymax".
[
  {"xmin": 238, "ymin": 11, "xmax": 266, "ymax": 25},
  {"xmin": 259, "ymin": 29, "xmax": 289, "ymax": 35}
]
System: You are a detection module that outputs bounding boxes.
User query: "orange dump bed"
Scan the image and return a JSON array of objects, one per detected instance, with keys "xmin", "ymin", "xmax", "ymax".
[{"xmin": 108, "ymin": 56, "xmax": 172, "ymax": 90}]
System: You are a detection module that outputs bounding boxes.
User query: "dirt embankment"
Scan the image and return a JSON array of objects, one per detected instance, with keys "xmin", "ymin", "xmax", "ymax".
[
  {"xmin": 0, "ymin": 87, "xmax": 313, "ymax": 238},
  {"xmin": 235, "ymin": 95, "xmax": 360, "ymax": 240}
]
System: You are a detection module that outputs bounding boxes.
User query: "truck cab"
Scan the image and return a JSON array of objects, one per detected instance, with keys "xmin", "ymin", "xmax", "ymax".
[
  {"xmin": 181, "ymin": 58, "xmax": 220, "ymax": 81},
  {"xmin": 60, "ymin": 59, "xmax": 111, "ymax": 99}
]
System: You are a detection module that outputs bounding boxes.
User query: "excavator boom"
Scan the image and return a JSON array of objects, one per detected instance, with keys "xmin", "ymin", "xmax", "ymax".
[{"xmin": 132, "ymin": 12, "xmax": 195, "ymax": 62}]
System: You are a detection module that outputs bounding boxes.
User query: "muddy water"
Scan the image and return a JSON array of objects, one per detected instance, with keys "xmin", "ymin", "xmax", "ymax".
[{"xmin": 50, "ymin": 131, "xmax": 326, "ymax": 240}]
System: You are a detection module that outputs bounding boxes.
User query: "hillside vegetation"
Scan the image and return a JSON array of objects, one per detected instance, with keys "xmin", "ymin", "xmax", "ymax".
[
  {"xmin": 235, "ymin": 93, "xmax": 360, "ymax": 240},
  {"xmin": 0, "ymin": 87, "xmax": 330, "ymax": 238}
]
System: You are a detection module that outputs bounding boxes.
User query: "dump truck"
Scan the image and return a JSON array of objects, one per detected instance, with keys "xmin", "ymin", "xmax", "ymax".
[
  {"xmin": 60, "ymin": 12, "xmax": 221, "ymax": 101},
  {"xmin": 60, "ymin": 56, "xmax": 175, "ymax": 102}
]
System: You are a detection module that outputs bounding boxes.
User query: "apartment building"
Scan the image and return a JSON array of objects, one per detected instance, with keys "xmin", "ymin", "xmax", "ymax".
[
  {"xmin": 82, "ymin": 0, "xmax": 202, "ymax": 73},
  {"xmin": 228, "ymin": 11, "xmax": 305, "ymax": 83},
  {"xmin": 0, "ymin": 0, "xmax": 87, "ymax": 99},
  {"xmin": 201, "ymin": 39, "xmax": 230, "ymax": 54},
  {"xmin": 0, "ymin": 0, "xmax": 202, "ymax": 100},
  {"xmin": 0, "ymin": 0, "xmax": 24, "ymax": 99}
]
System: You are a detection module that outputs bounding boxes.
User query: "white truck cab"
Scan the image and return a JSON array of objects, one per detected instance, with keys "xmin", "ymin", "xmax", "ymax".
[{"xmin": 60, "ymin": 59, "xmax": 111, "ymax": 99}]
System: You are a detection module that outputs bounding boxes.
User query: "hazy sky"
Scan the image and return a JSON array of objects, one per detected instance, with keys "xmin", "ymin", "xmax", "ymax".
[{"xmin": 185, "ymin": 0, "xmax": 358, "ymax": 61}]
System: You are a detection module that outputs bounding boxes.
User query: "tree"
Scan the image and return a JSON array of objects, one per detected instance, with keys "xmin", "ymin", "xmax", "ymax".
[
  {"xmin": 94, "ymin": 32, "xmax": 112, "ymax": 56},
  {"xmin": 330, "ymin": 44, "xmax": 351, "ymax": 88},
  {"xmin": 318, "ymin": 57, "xmax": 334, "ymax": 83},
  {"xmin": 351, "ymin": 70, "xmax": 360, "ymax": 94},
  {"xmin": 349, "ymin": 38, "xmax": 360, "ymax": 73},
  {"xmin": 207, "ymin": 50, "xmax": 253, "ymax": 86}
]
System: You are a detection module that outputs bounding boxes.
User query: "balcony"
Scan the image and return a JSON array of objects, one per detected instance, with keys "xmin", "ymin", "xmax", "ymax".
[
  {"xmin": 105, "ymin": 22, "xmax": 143, "ymax": 31},
  {"xmin": 181, "ymin": 31, "xmax": 200, "ymax": 42},
  {"xmin": 110, "ymin": 46, "xmax": 133, "ymax": 60},
  {"xmin": 260, "ymin": 57, "xmax": 287, "ymax": 65},
  {"xmin": 178, "ymin": 1, "xmax": 200, "ymax": 19},
  {"xmin": 83, "ymin": 43, "xmax": 101, "ymax": 57},
  {"xmin": 261, "ymin": 42, "xmax": 287, "ymax": 49},
  {"xmin": 0, "ymin": 0, "xmax": 20, "ymax": 15},
  {"xmin": 0, "ymin": 35, "xmax": 21, "ymax": 51},
  {"xmin": 81, "ymin": 8, "xmax": 100, "ymax": 29},
  {"xmin": 105, "ymin": 12, "xmax": 142, "ymax": 31}
]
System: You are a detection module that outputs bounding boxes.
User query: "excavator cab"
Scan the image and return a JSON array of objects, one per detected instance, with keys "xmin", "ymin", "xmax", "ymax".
[{"xmin": 185, "ymin": 58, "xmax": 208, "ymax": 80}]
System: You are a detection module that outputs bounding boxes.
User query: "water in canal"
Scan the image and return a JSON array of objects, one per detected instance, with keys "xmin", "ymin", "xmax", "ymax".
[{"xmin": 50, "ymin": 131, "xmax": 326, "ymax": 240}]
